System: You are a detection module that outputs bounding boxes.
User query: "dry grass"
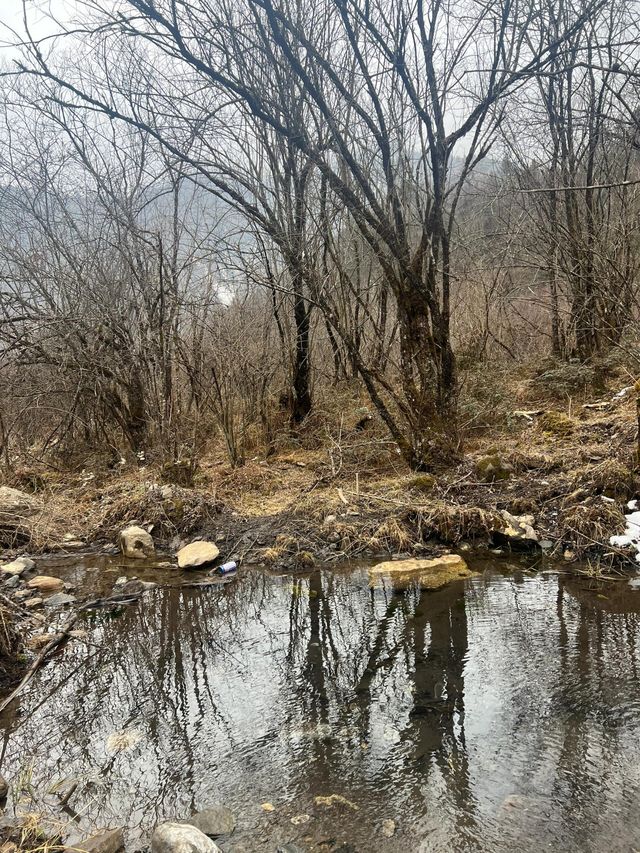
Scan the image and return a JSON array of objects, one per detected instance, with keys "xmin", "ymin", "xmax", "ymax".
[
  {"xmin": 559, "ymin": 499, "xmax": 626, "ymax": 558},
  {"xmin": 415, "ymin": 503, "xmax": 503, "ymax": 544}
]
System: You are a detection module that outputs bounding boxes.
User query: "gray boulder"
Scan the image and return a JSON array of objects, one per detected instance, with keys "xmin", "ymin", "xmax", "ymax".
[{"xmin": 151, "ymin": 823, "xmax": 221, "ymax": 853}]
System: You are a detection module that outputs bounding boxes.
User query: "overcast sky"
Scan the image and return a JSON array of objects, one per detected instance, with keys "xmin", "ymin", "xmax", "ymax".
[{"xmin": 0, "ymin": 0, "xmax": 77, "ymax": 52}]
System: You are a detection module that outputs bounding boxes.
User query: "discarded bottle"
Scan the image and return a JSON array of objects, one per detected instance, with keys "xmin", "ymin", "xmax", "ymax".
[{"xmin": 216, "ymin": 561, "xmax": 237, "ymax": 575}]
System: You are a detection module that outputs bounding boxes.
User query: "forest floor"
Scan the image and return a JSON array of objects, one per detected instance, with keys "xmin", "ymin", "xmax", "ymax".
[{"xmin": 3, "ymin": 356, "xmax": 639, "ymax": 574}]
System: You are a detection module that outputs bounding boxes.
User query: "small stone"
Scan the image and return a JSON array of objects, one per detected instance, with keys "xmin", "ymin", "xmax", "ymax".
[
  {"xmin": 151, "ymin": 822, "xmax": 221, "ymax": 853},
  {"xmin": 260, "ymin": 803, "xmax": 276, "ymax": 812},
  {"xmin": 380, "ymin": 819, "xmax": 396, "ymax": 838},
  {"xmin": 69, "ymin": 828, "xmax": 124, "ymax": 853},
  {"xmin": 314, "ymin": 794, "xmax": 358, "ymax": 810},
  {"xmin": 177, "ymin": 541, "xmax": 220, "ymax": 570},
  {"xmin": 1, "ymin": 557, "xmax": 34, "ymax": 576},
  {"xmin": 3, "ymin": 575, "xmax": 20, "ymax": 590},
  {"xmin": 44, "ymin": 592, "xmax": 77, "ymax": 608},
  {"xmin": 27, "ymin": 575, "xmax": 64, "ymax": 592},
  {"xmin": 290, "ymin": 814, "xmax": 311, "ymax": 826},
  {"xmin": 120, "ymin": 525, "xmax": 155, "ymax": 559},
  {"xmin": 25, "ymin": 597, "xmax": 43, "ymax": 608},
  {"xmin": 187, "ymin": 806, "xmax": 235, "ymax": 838}
]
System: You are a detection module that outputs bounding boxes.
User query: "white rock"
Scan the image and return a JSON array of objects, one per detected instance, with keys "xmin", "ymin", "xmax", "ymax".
[
  {"xmin": 151, "ymin": 823, "xmax": 221, "ymax": 853},
  {"xmin": 119, "ymin": 525, "xmax": 155, "ymax": 559},
  {"xmin": 177, "ymin": 541, "xmax": 219, "ymax": 569}
]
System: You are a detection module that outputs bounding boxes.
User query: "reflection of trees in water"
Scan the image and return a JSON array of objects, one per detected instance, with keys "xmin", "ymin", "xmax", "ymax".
[
  {"xmin": 5, "ymin": 570, "xmax": 475, "ymax": 838},
  {"xmin": 7, "ymin": 570, "xmax": 640, "ymax": 849}
]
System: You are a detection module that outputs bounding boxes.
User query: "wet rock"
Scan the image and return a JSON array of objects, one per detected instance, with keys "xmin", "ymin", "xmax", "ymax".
[
  {"xmin": 27, "ymin": 575, "xmax": 64, "ymax": 592},
  {"xmin": 0, "ymin": 774, "xmax": 8, "ymax": 799},
  {"xmin": 151, "ymin": 822, "xmax": 221, "ymax": 853},
  {"xmin": 186, "ymin": 805, "xmax": 236, "ymax": 838},
  {"xmin": 70, "ymin": 828, "xmax": 124, "ymax": 853},
  {"xmin": 474, "ymin": 454, "xmax": 513, "ymax": 483},
  {"xmin": 1, "ymin": 556, "xmax": 34, "ymax": 576},
  {"xmin": 380, "ymin": 819, "xmax": 396, "ymax": 838},
  {"xmin": 369, "ymin": 554, "xmax": 475, "ymax": 591},
  {"xmin": 25, "ymin": 597, "xmax": 43, "ymax": 608},
  {"xmin": 117, "ymin": 579, "xmax": 157, "ymax": 596},
  {"xmin": 44, "ymin": 592, "xmax": 77, "ymax": 608},
  {"xmin": 177, "ymin": 541, "xmax": 220, "ymax": 570},
  {"xmin": 492, "ymin": 511, "xmax": 539, "ymax": 551},
  {"xmin": 120, "ymin": 525, "xmax": 155, "ymax": 560}
]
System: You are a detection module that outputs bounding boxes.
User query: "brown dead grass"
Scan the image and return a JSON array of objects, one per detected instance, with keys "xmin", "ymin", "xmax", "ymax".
[{"xmin": 559, "ymin": 499, "xmax": 626, "ymax": 558}]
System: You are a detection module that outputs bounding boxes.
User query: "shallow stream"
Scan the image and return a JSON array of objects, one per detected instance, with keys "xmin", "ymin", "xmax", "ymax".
[{"xmin": 3, "ymin": 557, "xmax": 640, "ymax": 851}]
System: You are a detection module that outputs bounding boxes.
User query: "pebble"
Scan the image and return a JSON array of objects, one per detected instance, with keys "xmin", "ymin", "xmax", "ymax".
[{"xmin": 25, "ymin": 597, "xmax": 43, "ymax": 609}]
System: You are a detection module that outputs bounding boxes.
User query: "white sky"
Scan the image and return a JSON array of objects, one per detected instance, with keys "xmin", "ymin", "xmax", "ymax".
[{"xmin": 0, "ymin": 1, "xmax": 77, "ymax": 52}]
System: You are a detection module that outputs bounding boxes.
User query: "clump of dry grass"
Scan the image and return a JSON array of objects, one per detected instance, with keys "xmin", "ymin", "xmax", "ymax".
[
  {"xmin": 537, "ymin": 410, "xmax": 575, "ymax": 437},
  {"xmin": 571, "ymin": 459, "xmax": 635, "ymax": 499},
  {"xmin": 262, "ymin": 534, "xmax": 303, "ymax": 563},
  {"xmin": 368, "ymin": 517, "xmax": 414, "ymax": 552},
  {"xmin": 101, "ymin": 484, "xmax": 222, "ymax": 539},
  {"xmin": 559, "ymin": 498, "xmax": 626, "ymax": 557},
  {"xmin": 413, "ymin": 503, "xmax": 503, "ymax": 543},
  {"xmin": 505, "ymin": 449, "xmax": 564, "ymax": 474}
]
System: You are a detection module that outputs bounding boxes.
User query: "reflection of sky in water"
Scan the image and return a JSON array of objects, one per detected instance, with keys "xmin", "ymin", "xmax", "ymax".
[{"xmin": 4, "ymin": 567, "xmax": 640, "ymax": 852}]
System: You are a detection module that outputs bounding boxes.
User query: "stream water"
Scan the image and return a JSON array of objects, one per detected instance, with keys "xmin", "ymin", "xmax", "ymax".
[{"xmin": 3, "ymin": 557, "xmax": 640, "ymax": 852}]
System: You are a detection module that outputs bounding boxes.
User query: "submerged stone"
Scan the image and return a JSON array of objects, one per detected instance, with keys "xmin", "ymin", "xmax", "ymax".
[
  {"xmin": 184, "ymin": 806, "xmax": 236, "ymax": 838},
  {"xmin": 151, "ymin": 822, "xmax": 221, "ymax": 853},
  {"xmin": 69, "ymin": 828, "xmax": 124, "ymax": 853},
  {"xmin": 369, "ymin": 554, "xmax": 474, "ymax": 590}
]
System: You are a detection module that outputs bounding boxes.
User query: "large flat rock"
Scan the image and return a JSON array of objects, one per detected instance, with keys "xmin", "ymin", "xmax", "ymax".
[{"xmin": 368, "ymin": 554, "xmax": 475, "ymax": 590}]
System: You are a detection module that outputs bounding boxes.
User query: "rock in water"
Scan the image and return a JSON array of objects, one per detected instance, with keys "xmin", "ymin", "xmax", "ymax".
[
  {"xmin": 27, "ymin": 575, "xmax": 64, "ymax": 592},
  {"xmin": 1, "ymin": 556, "xmax": 35, "ymax": 576},
  {"xmin": 151, "ymin": 823, "xmax": 221, "ymax": 853},
  {"xmin": 369, "ymin": 554, "xmax": 474, "ymax": 590},
  {"xmin": 119, "ymin": 525, "xmax": 155, "ymax": 559},
  {"xmin": 187, "ymin": 806, "xmax": 236, "ymax": 837},
  {"xmin": 177, "ymin": 541, "xmax": 220, "ymax": 569},
  {"xmin": 70, "ymin": 828, "xmax": 124, "ymax": 853}
]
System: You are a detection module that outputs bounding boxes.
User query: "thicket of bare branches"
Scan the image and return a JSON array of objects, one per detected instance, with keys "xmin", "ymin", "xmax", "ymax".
[{"xmin": 1, "ymin": 0, "xmax": 640, "ymax": 473}]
